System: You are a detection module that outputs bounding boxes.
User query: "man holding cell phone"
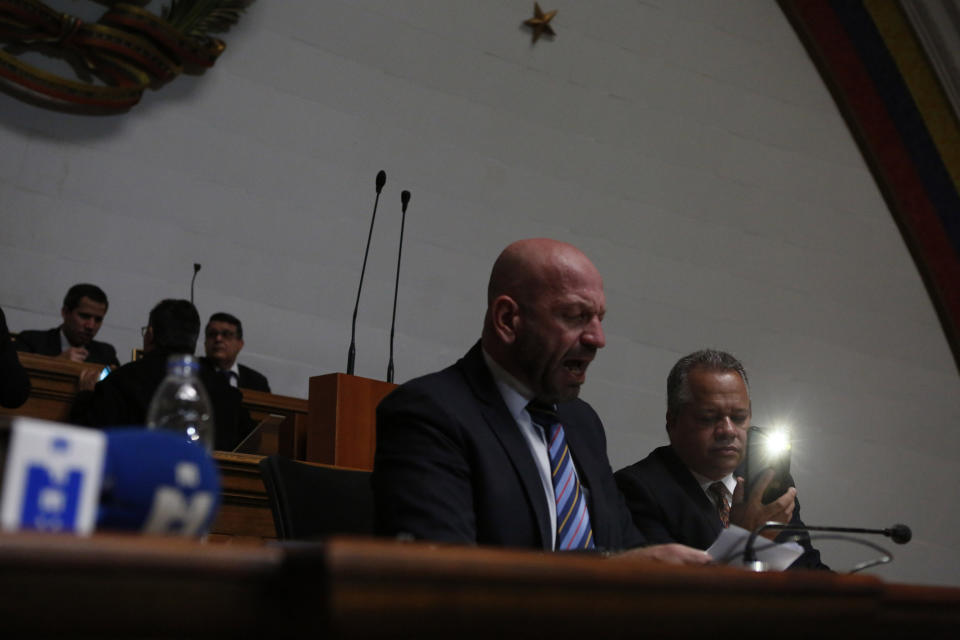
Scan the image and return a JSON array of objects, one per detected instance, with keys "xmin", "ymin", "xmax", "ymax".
[
  {"xmin": 15, "ymin": 283, "xmax": 120, "ymax": 367},
  {"xmin": 614, "ymin": 349, "xmax": 828, "ymax": 570}
]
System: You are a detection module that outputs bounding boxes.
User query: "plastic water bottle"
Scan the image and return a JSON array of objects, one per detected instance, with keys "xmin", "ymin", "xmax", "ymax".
[{"xmin": 146, "ymin": 354, "xmax": 215, "ymax": 451}]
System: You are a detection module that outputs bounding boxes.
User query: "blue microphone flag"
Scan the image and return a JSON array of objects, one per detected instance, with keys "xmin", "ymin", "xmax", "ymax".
[{"xmin": 98, "ymin": 429, "xmax": 221, "ymax": 537}]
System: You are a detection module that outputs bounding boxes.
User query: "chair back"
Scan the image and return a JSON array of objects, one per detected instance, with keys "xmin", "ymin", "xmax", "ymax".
[{"xmin": 258, "ymin": 455, "xmax": 374, "ymax": 540}]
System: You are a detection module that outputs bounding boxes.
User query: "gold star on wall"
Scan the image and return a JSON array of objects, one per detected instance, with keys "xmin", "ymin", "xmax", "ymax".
[{"xmin": 524, "ymin": 3, "xmax": 557, "ymax": 43}]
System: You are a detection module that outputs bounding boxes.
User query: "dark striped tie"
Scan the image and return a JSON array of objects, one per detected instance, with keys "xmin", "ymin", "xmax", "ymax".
[
  {"xmin": 527, "ymin": 401, "xmax": 595, "ymax": 550},
  {"xmin": 709, "ymin": 481, "xmax": 731, "ymax": 528},
  {"xmin": 221, "ymin": 369, "xmax": 238, "ymax": 388}
]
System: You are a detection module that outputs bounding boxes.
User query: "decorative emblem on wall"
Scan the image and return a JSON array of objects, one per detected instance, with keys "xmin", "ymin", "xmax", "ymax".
[
  {"xmin": 523, "ymin": 3, "xmax": 556, "ymax": 43},
  {"xmin": 0, "ymin": 1, "xmax": 254, "ymax": 113}
]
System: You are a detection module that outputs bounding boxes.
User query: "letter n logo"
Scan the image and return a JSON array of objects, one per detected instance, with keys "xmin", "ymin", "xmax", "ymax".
[{"xmin": 20, "ymin": 466, "xmax": 84, "ymax": 532}]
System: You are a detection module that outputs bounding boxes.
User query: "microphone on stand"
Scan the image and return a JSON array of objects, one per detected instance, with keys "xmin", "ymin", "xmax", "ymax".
[
  {"xmin": 743, "ymin": 521, "xmax": 911, "ymax": 572},
  {"xmin": 387, "ymin": 190, "xmax": 411, "ymax": 383},
  {"xmin": 190, "ymin": 263, "xmax": 201, "ymax": 305},
  {"xmin": 0, "ymin": 420, "xmax": 220, "ymax": 538},
  {"xmin": 98, "ymin": 429, "xmax": 221, "ymax": 537},
  {"xmin": 347, "ymin": 170, "xmax": 386, "ymax": 375}
]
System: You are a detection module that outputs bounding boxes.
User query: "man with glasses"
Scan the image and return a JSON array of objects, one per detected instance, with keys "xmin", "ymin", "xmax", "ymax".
[
  {"xmin": 203, "ymin": 312, "xmax": 271, "ymax": 393},
  {"xmin": 72, "ymin": 300, "xmax": 251, "ymax": 450}
]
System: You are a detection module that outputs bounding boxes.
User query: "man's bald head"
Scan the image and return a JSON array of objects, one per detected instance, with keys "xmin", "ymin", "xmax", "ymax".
[
  {"xmin": 482, "ymin": 239, "xmax": 606, "ymax": 402},
  {"xmin": 486, "ymin": 238, "xmax": 599, "ymax": 308}
]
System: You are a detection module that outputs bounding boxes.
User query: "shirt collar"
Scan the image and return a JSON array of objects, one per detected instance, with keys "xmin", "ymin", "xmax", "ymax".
[
  {"xmin": 212, "ymin": 359, "xmax": 239, "ymax": 376},
  {"xmin": 482, "ymin": 348, "xmax": 535, "ymax": 422},
  {"xmin": 690, "ymin": 468, "xmax": 736, "ymax": 496}
]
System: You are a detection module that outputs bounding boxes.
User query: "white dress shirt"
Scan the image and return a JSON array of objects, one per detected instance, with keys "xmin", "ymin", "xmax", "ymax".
[
  {"xmin": 690, "ymin": 469, "xmax": 736, "ymax": 510},
  {"xmin": 482, "ymin": 349, "xmax": 558, "ymax": 549}
]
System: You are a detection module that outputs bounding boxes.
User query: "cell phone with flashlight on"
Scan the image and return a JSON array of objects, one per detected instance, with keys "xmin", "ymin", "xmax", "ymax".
[{"xmin": 743, "ymin": 426, "xmax": 792, "ymax": 504}]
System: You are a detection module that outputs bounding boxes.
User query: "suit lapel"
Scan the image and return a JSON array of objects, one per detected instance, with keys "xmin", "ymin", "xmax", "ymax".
[
  {"xmin": 46, "ymin": 327, "xmax": 62, "ymax": 354},
  {"xmin": 658, "ymin": 446, "xmax": 723, "ymax": 540},
  {"xmin": 458, "ymin": 343, "xmax": 552, "ymax": 550}
]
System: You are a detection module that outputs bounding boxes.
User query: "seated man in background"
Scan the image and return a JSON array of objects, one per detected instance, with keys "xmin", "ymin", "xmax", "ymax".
[
  {"xmin": 72, "ymin": 299, "xmax": 251, "ymax": 451},
  {"xmin": 15, "ymin": 283, "xmax": 120, "ymax": 367},
  {"xmin": 614, "ymin": 349, "xmax": 828, "ymax": 569},
  {"xmin": 373, "ymin": 238, "xmax": 709, "ymax": 564},
  {"xmin": 203, "ymin": 312, "xmax": 271, "ymax": 392}
]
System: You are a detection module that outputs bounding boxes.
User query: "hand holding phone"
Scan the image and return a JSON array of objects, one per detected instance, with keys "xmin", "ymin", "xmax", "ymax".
[{"xmin": 744, "ymin": 425, "xmax": 792, "ymax": 505}]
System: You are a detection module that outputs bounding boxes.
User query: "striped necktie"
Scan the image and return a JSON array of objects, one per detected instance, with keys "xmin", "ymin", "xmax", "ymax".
[
  {"xmin": 527, "ymin": 401, "xmax": 595, "ymax": 550},
  {"xmin": 221, "ymin": 369, "xmax": 238, "ymax": 388},
  {"xmin": 709, "ymin": 481, "xmax": 731, "ymax": 528}
]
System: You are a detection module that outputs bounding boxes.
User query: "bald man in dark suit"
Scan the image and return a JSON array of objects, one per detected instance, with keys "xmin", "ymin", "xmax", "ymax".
[{"xmin": 374, "ymin": 239, "xmax": 709, "ymax": 563}]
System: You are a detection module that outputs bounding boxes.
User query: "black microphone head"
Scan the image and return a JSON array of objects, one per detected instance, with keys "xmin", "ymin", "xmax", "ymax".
[
  {"xmin": 401, "ymin": 190, "xmax": 411, "ymax": 210},
  {"xmin": 193, "ymin": 263, "xmax": 201, "ymax": 273},
  {"xmin": 888, "ymin": 524, "xmax": 912, "ymax": 544},
  {"xmin": 376, "ymin": 170, "xmax": 386, "ymax": 193}
]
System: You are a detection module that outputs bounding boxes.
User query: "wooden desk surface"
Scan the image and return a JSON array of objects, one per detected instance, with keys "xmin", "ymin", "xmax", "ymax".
[
  {"xmin": 2, "ymin": 534, "xmax": 958, "ymax": 638},
  {"xmin": 0, "ymin": 532, "xmax": 286, "ymax": 637}
]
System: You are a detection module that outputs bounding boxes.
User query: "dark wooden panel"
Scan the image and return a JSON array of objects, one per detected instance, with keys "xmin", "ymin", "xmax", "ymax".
[
  {"xmin": 211, "ymin": 452, "xmax": 276, "ymax": 541},
  {"xmin": 319, "ymin": 538, "xmax": 882, "ymax": 638},
  {"xmin": 239, "ymin": 388, "xmax": 309, "ymax": 458},
  {"xmin": 0, "ymin": 352, "xmax": 99, "ymax": 422},
  {"xmin": 0, "ymin": 533, "xmax": 287, "ymax": 637},
  {"xmin": 4, "ymin": 534, "xmax": 958, "ymax": 638}
]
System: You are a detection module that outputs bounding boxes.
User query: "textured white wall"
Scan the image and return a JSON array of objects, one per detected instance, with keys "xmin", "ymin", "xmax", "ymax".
[{"xmin": 1, "ymin": 1, "xmax": 957, "ymax": 585}]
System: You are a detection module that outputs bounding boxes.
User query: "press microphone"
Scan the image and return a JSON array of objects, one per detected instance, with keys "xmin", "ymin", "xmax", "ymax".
[
  {"xmin": 0, "ymin": 419, "xmax": 220, "ymax": 538},
  {"xmin": 97, "ymin": 429, "xmax": 221, "ymax": 537},
  {"xmin": 386, "ymin": 190, "xmax": 410, "ymax": 383},
  {"xmin": 743, "ymin": 521, "xmax": 912, "ymax": 566},
  {"xmin": 347, "ymin": 170, "xmax": 386, "ymax": 375},
  {"xmin": 190, "ymin": 263, "xmax": 201, "ymax": 304}
]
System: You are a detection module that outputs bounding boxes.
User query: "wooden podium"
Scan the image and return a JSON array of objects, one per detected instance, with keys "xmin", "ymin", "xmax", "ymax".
[{"xmin": 305, "ymin": 373, "xmax": 396, "ymax": 470}]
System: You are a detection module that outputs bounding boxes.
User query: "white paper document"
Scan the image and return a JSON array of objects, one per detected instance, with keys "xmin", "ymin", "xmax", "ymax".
[{"xmin": 707, "ymin": 524, "xmax": 804, "ymax": 570}]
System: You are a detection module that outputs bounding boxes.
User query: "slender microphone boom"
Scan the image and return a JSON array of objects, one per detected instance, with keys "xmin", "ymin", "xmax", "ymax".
[
  {"xmin": 190, "ymin": 263, "xmax": 201, "ymax": 305},
  {"xmin": 347, "ymin": 170, "xmax": 386, "ymax": 375},
  {"xmin": 744, "ymin": 522, "xmax": 912, "ymax": 563},
  {"xmin": 387, "ymin": 190, "xmax": 411, "ymax": 383}
]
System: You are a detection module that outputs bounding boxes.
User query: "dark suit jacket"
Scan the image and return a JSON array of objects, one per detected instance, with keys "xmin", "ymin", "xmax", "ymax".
[
  {"xmin": 199, "ymin": 358, "xmax": 271, "ymax": 393},
  {"xmin": 373, "ymin": 342, "xmax": 645, "ymax": 552},
  {"xmin": 1, "ymin": 307, "xmax": 30, "ymax": 409},
  {"xmin": 71, "ymin": 351, "xmax": 252, "ymax": 451},
  {"xmin": 614, "ymin": 445, "xmax": 828, "ymax": 569},
  {"xmin": 15, "ymin": 327, "xmax": 120, "ymax": 367},
  {"xmin": 238, "ymin": 364, "xmax": 271, "ymax": 392}
]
